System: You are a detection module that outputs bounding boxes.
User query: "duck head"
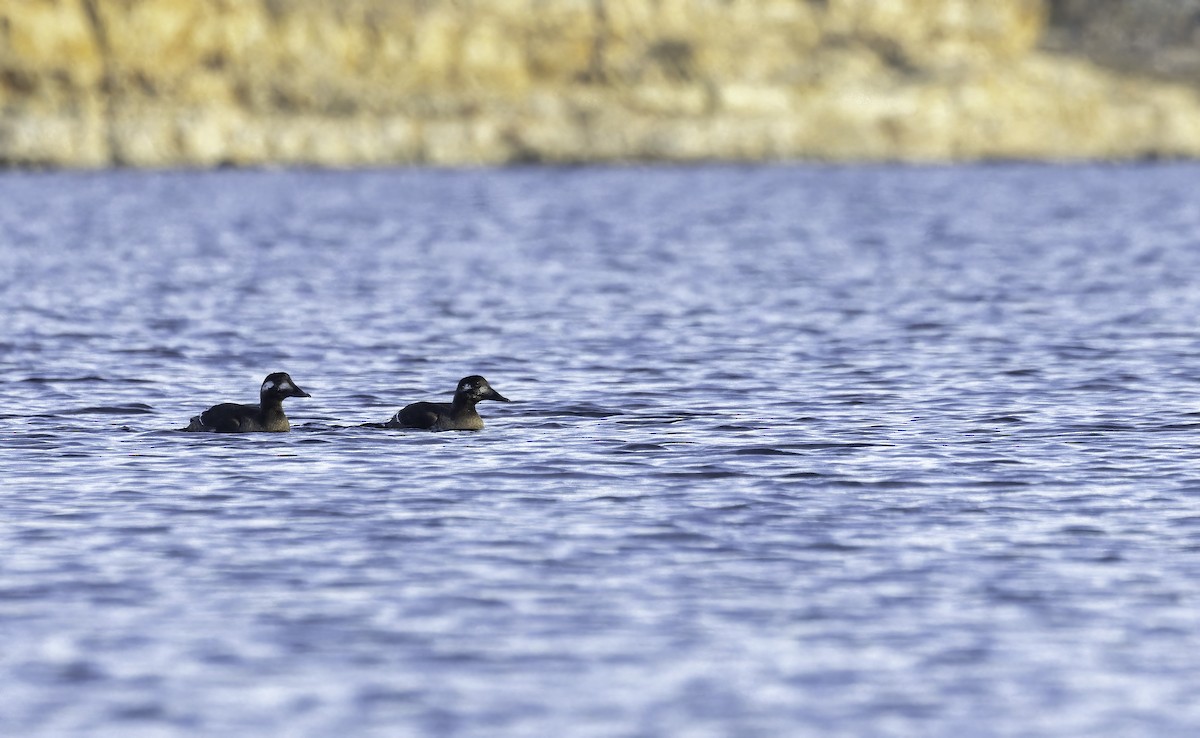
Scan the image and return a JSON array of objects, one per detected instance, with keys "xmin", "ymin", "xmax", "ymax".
[
  {"xmin": 260, "ymin": 372, "xmax": 311, "ymax": 401},
  {"xmin": 455, "ymin": 375, "xmax": 509, "ymax": 403}
]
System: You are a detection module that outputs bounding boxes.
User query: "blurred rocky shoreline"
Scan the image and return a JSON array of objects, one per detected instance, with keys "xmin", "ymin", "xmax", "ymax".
[{"xmin": 2, "ymin": 0, "xmax": 1200, "ymax": 167}]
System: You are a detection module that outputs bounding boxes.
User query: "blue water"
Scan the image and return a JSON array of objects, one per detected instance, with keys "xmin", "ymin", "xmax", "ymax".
[{"xmin": 3, "ymin": 164, "xmax": 1200, "ymax": 737}]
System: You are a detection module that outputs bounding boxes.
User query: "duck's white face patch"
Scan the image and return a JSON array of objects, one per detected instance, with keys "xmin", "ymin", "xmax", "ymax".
[
  {"xmin": 278, "ymin": 381, "xmax": 294, "ymax": 392},
  {"xmin": 459, "ymin": 382, "xmax": 476, "ymax": 392},
  {"xmin": 262, "ymin": 380, "xmax": 276, "ymax": 393}
]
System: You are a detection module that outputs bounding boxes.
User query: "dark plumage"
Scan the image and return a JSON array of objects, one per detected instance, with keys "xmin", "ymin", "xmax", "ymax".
[
  {"xmin": 183, "ymin": 372, "xmax": 311, "ymax": 433},
  {"xmin": 386, "ymin": 375, "xmax": 510, "ymax": 431}
]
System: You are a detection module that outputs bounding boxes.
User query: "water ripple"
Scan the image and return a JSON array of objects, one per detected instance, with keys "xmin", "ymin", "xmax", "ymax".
[{"xmin": 3, "ymin": 165, "xmax": 1200, "ymax": 736}]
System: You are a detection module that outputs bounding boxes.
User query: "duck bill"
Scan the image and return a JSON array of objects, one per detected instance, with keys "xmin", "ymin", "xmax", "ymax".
[
  {"xmin": 487, "ymin": 389, "xmax": 510, "ymax": 402},
  {"xmin": 292, "ymin": 386, "xmax": 312, "ymax": 398}
]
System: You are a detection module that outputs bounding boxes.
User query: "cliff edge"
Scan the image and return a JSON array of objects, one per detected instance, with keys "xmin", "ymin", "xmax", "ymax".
[{"xmin": 2, "ymin": 0, "xmax": 1198, "ymax": 167}]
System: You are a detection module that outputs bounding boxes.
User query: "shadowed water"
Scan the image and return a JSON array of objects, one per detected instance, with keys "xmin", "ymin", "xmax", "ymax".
[{"xmin": 3, "ymin": 165, "xmax": 1200, "ymax": 736}]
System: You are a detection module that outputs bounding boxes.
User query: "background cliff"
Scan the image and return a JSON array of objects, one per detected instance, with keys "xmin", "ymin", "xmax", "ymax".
[{"xmin": 2, "ymin": 0, "xmax": 1199, "ymax": 167}]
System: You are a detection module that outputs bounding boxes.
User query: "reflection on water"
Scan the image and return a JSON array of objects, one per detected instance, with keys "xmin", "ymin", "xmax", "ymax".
[{"xmin": 3, "ymin": 165, "xmax": 1200, "ymax": 736}]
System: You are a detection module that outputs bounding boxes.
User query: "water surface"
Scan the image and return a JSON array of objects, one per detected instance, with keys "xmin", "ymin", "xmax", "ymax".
[{"xmin": 3, "ymin": 164, "xmax": 1200, "ymax": 736}]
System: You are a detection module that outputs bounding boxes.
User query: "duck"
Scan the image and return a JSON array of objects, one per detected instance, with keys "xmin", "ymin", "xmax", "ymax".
[
  {"xmin": 386, "ymin": 375, "xmax": 509, "ymax": 431},
  {"xmin": 183, "ymin": 372, "xmax": 311, "ymax": 432}
]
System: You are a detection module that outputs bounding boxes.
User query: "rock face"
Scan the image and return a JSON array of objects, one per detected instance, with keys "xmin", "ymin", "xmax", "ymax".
[
  {"xmin": 1043, "ymin": 0, "xmax": 1200, "ymax": 82},
  {"xmin": 1, "ymin": 0, "xmax": 1199, "ymax": 167}
]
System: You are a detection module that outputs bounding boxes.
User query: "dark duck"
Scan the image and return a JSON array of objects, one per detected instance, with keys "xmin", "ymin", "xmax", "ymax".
[
  {"xmin": 183, "ymin": 372, "xmax": 311, "ymax": 432},
  {"xmin": 387, "ymin": 375, "xmax": 509, "ymax": 431}
]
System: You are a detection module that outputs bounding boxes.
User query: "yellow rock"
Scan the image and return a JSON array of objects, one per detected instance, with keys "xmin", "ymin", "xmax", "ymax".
[{"xmin": 1, "ymin": 0, "xmax": 1199, "ymax": 166}]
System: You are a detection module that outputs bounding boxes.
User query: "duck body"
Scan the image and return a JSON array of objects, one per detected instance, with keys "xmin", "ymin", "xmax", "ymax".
[
  {"xmin": 184, "ymin": 372, "xmax": 310, "ymax": 433},
  {"xmin": 185, "ymin": 402, "xmax": 293, "ymax": 433},
  {"xmin": 387, "ymin": 375, "xmax": 509, "ymax": 431}
]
